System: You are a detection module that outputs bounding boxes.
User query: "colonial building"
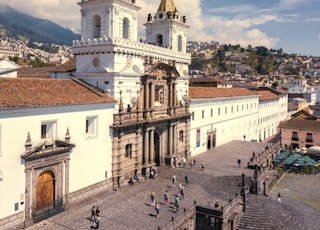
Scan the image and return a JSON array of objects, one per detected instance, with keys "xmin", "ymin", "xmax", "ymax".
[
  {"xmin": 189, "ymin": 87, "xmax": 259, "ymax": 155},
  {"xmin": 0, "ymin": 78, "xmax": 116, "ymax": 228},
  {"xmin": 0, "ymin": 59, "xmax": 20, "ymax": 78},
  {"xmin": 280, "ymin": 110, "xmax": 320, "ymax": 149},
  {"xmin": 71, "ymin": 0, "xmax": 191, "ymax": 186}
]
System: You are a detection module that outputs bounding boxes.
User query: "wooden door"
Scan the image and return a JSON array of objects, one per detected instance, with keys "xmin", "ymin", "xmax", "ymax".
[{"xmin": 36, "ymin": 171, "xmax": 55, "ymax": 209}]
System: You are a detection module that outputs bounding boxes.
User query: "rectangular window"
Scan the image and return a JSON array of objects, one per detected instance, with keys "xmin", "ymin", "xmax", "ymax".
[
  {"xmin": 225, "ymin": 107, "xmax": 227, "ymax": 114},
  {"xmin": 231, "ymin": 106, "xmax": 233, "ymax": 113},
  {"xmin": 211, "ymin": 109, "xmax": 213, "ymax": 117},
  {"xmin": 179, "ymin": 131, "xmax": 184, "ymax": 142},
  {"xmin": 202, "ymin": 110, "xmax": 204, "ymax": 119},
  {"xmin": 306, "ymin": 133, "xmax": 313, "ymax": 143},
  {"xmin": 292, "ymin": 131, "xmax": 298, "ymax": 141},
  {"xmin": 218, "ymin": 108, "xmax": 220, "ymax": 116},
  {"xmin": 86, "ymin": 116, "xmax": 98, "ymax": 137},
  {"xmin": 192, "ymin": 111, "xmax": 195, "ymax": 120},
  {"xmin": 125, "ymin": 144, "xmax": 132, "ymax": 158},
  {"xmin": 41, "ymin": 121, "xmax": 56, "ymax": 139}
]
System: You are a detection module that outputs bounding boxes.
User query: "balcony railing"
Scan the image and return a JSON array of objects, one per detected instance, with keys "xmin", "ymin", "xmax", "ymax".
[{"xmin": 291, "ymin": 137, "xmax": 299, "ymax": 141}]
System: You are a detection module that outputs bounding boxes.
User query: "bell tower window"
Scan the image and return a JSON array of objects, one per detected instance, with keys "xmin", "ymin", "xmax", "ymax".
[
  {"xmin": 123, "ymin": 18, "xmax": 130, "ymax": 39},
  {"xmin": 178, "ymin": 35, "xmax": 183, "ymax": 52},
  {"xmin": 93, "ymin": 15, "xmax": 101, "ymax": 38},
  {"xmin": 156, "ymin": 34, "xmax": 163, "ymax": 47}
]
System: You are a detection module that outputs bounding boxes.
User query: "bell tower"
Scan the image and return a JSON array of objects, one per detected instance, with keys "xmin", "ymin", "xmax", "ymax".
[
  {"xmin": 78, "ymin": 0, "xmax": 140, "ymax": 40},
  {"xmin": 144, "ymin": 0, "xmax": 189, "ymax": 52}
]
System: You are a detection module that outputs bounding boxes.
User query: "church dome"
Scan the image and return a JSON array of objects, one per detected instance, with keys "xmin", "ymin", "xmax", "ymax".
[{"xmin": 158, "ymin": 0, "xmax": 176, "ymax": 13}]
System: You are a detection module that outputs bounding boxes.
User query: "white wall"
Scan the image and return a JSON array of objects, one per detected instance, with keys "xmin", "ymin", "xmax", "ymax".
[
  {"xmin": 0, "ymin": 103, "xmax": 114, "ymax": 219},
  {"xmin": 189, "ymin": 95, "xmax": 259, "ymax": 156}
]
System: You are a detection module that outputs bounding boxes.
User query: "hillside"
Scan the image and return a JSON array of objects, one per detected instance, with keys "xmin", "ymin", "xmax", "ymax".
[{"xmin": 0, "ymin": 5, "xmax": 79, "ymax": 45}]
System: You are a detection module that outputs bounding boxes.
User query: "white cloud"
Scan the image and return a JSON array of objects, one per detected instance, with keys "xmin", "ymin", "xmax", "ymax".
[{"xmin": 5, "ymin": 0, "xmax": 279, "ymax": 48}]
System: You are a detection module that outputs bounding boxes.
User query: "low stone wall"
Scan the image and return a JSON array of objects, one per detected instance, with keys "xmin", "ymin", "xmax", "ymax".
[
  {"xmin": 69, "ymin": 178, "xmax": 114, "ymax": 207},
  {"xmin": 161, "ymin": 205, "xmax": 196, "ymax": 230},
  {"xmin": 0, "ymin": 211, "xmax": 24, "ymax": 230}
]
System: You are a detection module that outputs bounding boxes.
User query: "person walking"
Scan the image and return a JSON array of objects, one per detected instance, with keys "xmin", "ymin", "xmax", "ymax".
[
  {"xmin": 174, "ymin": 195, "xmax": 180, "ymax": 213},
  {"xmin": 200, "ymin": 161, "xmax": 205, "ymax": 171},
  {"xmin": 91, "ymin": 206, "xmax": 96, "ymax": 220},
  {"xmin": 193, "ymin": 158, "xmax": 196, "ymax": 166},
  {"xmin": 182, "ymin": 157, "xmax": 186, "ymax": 167},
  {"xmin": 95, "ymin": 206, "xmax": 100, "ymax": 217},
  {"xmin": 237, "ymin": 159, "xmax": 241, "ymax": 168},
  {"xmin": 180, "ymin": 185, "xmax": 185, "ymax": 200},
  {"xmin": 185, "ymin": 173, "xmax": 188, "ymax": 184},
  {"xmin": 277, "ymin": 193, "xmax": 282, "ymax": 203},
  {"xmin": 95, "ymin": 215, "xmax": 100, "ymax": 229},
  {"xmin": 164, "ymin": 190, "xmax": 169, "ymax": 205},
  {"xmin": 172, "ymin": 175, "xmax": 176, "ymax": 188},
  {"xmin": 151, "ymin": 192, "xmax": 156, "ymax": 206},
  {"xmin": 155, "ymin": 201, "xmax": 160, "ymax": 217}
]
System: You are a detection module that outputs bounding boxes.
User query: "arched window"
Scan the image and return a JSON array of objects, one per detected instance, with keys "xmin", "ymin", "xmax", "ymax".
[
  {"xmin": 123, "ymin": 18, "xmax": 130, "ymax": 39},
  {"xmin": 156, "ymin": 34, "xmax": 163, "ymax": 47},
  {"xmin": 178, "ymin": 35, "xmax": 183, "ymax": 52},
  {"xmin": 92, "ymin": 15, "xmax": 101, "ymax": 38}
]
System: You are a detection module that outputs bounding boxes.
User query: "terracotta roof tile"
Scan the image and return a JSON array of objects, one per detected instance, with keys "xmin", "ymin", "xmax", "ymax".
[
  {"xmin": 0, "ymin": 78, "xmax": 116, "ymax": 109},
  {"xmin": 189, "ymin": 87, "xmax": 257, "ymax": 99},
  {"xmin": 280, "ymin": 117, "xmax": 320, "ymax": 132},
  {"xmin": 17, "ymin": 67, "xmax": 54, "ymax": 78},
  {"xmin": 255, "ymin": 90, "xmax": 279, "ymax": 101}
]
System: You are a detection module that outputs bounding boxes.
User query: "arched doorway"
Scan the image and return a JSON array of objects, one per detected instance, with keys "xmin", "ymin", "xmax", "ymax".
[
  {"xmin": 207, "ymin": 135, "xmax": 211, "ymax": 150},
  {"xmin": 154, "ymin": 132, "xmax": 160, "ymax": 165},
  {"xmin": 36, "ymin": 171, "xmax": 55, "ymax": 209},
  {"xmin": 212, "ymin": 132, "xmax": 216, "ymax": 148}
]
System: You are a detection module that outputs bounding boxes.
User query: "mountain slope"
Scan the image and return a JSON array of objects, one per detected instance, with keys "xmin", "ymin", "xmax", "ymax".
[{"xmin": 0, "ymin": 5, "xmax": 79, "ymax": 45}]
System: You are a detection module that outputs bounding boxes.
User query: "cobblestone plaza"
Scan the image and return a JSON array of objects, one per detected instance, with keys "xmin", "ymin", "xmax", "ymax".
[{"xmin": 26, "ymin": 141, "xmax": 320, "ymax": 230}]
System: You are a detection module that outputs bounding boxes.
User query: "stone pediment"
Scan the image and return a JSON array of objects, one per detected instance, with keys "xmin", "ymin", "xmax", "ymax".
[
  {"xmin": 146, "ymin": 63, "xmax": 180, "ymax": 78},
  {"xmin": 22, "ymin": 139, "xmax": 75, "ymax": 161}
]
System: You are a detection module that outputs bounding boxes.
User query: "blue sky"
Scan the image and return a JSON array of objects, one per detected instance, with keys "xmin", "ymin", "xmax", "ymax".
[{"xmin": 6, "ymin": 0, "xmax": 320, "ymax": 56}]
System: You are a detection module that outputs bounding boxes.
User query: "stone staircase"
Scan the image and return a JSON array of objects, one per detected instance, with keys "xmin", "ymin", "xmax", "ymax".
[
  {"xmin": 201, "ymin": 176, "xmax": 252, "ymax": 201},
  {"xmin": 236, "ymin": 195, "xmax": 305, "ymax": 230}
]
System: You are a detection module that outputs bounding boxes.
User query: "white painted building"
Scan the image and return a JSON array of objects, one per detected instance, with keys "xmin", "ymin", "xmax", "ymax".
[
  {"xmin": 0, "ymin": 78, "xmax": 116, "ymax": 229},
  {"xmin": 189, "ymin": 87, "xmax": 260, "ymax": 155},
  {"xmin": 0, "ymin": 59, "xmax": 20, "ymax": 78},
  {"xmin": 189, "ymin": 87, "xmax": 288, "ymax": 156}
]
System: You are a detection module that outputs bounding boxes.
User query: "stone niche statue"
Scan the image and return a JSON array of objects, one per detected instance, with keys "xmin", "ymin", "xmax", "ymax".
[{"xmin": 148, "ymin": 13, "xmax": 152, "ymax": 21}]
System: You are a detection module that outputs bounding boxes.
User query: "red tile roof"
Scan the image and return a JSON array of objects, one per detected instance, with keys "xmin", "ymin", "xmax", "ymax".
[
  {"xmin": 17, "ymin": 67, "xmax": 54, "ymax": 78},
  {"xmin": 0, "ymin": 78, "xmax": 116, "ymax": 109},
  {"xmin": 255, "ymin": 90, "xmax": 279, "ymax": 101},
  {"xmin": 189, "ymin": 87, "xmax": 257, "ymax": 99},
  {"xmin": 280, "ymin": 117, "xmax": 320, "ymax": 132}
]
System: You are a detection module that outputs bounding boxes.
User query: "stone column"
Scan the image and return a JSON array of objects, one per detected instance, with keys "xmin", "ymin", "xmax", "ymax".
[
  {"xmin": 150, "ymin": 83, "xmax": 155, "ymax": 108},
  {"xmin": 24, "ymin": 168, "xmax": 32, "ymax": 226},
  {"xmin": 168, "ymin": 83, "xmax": 172, "ymax": 106},
  {"xmin": 149, "ymin": 128, "xmax": 154, "ymax": 165},
  {"xmin": 168, "ymin": 124, "xmax": 173, "ymax": 156},
  {"xmin": 144, "ymin": 82, "xmax": 149, "ymax": 110},
  {"xmin": 64, "ymin": 158, "xmax": 70, "ymax": 208},
  {"xmin": 173, "ymin": 124, "xmax": 177, "ymax": 155},
  {"xmin": 143, "ymin": 129, "xmax": 149, "ymax": 166},
  {"xmin": 173, "ymin": 83, "xmax": 176, "ymax": 106}
]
